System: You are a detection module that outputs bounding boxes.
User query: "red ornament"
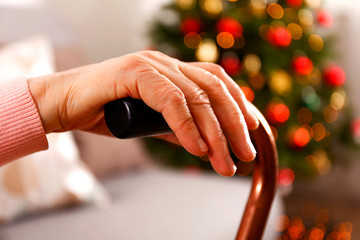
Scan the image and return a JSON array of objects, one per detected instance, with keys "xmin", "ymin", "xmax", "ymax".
[
  {"xmin": 292, "ymin": 56, "xmax": 314, "ymax": 75},
  {"xmin": 266, "ymin": 102, "xmax": 290, "ymax": 124},
  {"xmin": 323, "ymin": 65, "xmax": 346, "ymax": 87},
  {"xmin": 286, "ymin": 0, "xmax": 302, "ymax": 8},
  {"xmin": 267, "ymin": 27, "xmax": 292, "ymax": 47},
  {"xmin": 216, "ymin": 17, "xmax": 243, "ymax": 37},
  {"xmin": 220, "ymin": 56, "xmax": 242, "ymax": 76},
  {"xmin": 317, "ymin": 9, "xmax": 334, "ymax": 28},
  {"xmin": 181, "ymin": 18, "xmax": 201, "ymax": 34}
]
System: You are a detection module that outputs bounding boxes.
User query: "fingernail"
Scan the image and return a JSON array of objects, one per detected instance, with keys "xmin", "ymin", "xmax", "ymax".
[
  {"xmin": 227, "ymin": 155, "xmax": 237, "ymax": 173},
  {"xmin": 198, "ymin": 138, "xmax": 208, "ymax": 153},
  {"xmin": 248, "ymin": 143, "xmax": 257, "ymax": 160}
]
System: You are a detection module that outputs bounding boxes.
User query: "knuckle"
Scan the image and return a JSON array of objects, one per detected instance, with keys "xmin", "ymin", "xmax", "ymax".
[
  {"xmin": 163, "ymin": 88, "xmax": 186, "ymax": 107},
  {"xmin": 187, "ymin": 88, "xmax": 210, "ymax": 106},
  {"xmin": 175, "ymin": 116, "xmax": 195, "ymax": 133}
]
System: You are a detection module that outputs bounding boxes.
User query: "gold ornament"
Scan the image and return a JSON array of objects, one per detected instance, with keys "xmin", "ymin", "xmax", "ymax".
[
  {"xmin": 196, "ymin": 39, "xmax": 219, "ymax": 62},
  {"xmin": 269, "ymin": 70, "xmax": 293, "ymax": 95}
]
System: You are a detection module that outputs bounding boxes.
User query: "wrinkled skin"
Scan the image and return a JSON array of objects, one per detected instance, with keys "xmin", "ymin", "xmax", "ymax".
[{"xmin": 28, "ymin": 51, "xmax": 258, "ymax": 177}]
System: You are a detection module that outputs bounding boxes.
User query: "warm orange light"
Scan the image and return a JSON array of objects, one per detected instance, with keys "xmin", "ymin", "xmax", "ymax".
[
  {"xmin": 293, "ymin": 126, "xmax": 311, "ymax": 147},
  {"xmin": 217, "ymin": 32, "xmax": 235, "ymax": 49},
  {"xmin": 287, "ymin": 23, "xmax": 303, "ymax": 40},
  {"xmin": 267, "ymin": 3, "xmax": 284, "ymax": 19},
  {"xmin": 315, "ymin": 209, "xmax": 330, "ymax": 225},
  {"xmin": 184, "ymin": 32, "xmax": 202, "ymax": 49},
  {"xmin": 240, "ymin": 86, "xmax": 255, "ymax": 102},
  {"xmin": 309, "ymin": 228, "xmax": 325, "ymax": 240},
  {"xmin": 274, "ymin": 215, "xmax": 290, "ymax": 232},
  {"xmin": 323, "ymin": 105, "xmax": 338, "ymax": 123},
  {"xmin": 312, "ymin": 123, "xmax": 326, "ymax": 141},
  {"xmin": 287, "ymin": 217, "xmax": 305, "ymax": 239}
]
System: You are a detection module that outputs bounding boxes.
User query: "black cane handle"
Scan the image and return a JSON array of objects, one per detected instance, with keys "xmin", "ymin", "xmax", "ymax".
[{"xmin": 104, "ymin": 97, "xmax": 172, "ymax": 138}]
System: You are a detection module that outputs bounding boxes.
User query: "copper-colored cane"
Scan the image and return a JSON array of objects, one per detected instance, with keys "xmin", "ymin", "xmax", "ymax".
[
  {"xmin": 105, "ymin": 98, "xmax": 278, "ymax": 240},
  {"xmin": 236, "ymin": 103, "xmax": 278, "ymax": 240}
]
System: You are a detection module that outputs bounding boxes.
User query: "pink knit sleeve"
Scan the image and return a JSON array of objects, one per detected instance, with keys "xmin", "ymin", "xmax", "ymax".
[{"xmin": 0, "ymin": 77, "xmax": 48, "ymax": 166}]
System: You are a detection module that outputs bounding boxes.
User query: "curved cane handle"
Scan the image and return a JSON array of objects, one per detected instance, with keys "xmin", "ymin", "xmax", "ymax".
[
  {"xmin": 236, "ymin": 103, "xmax": 278, "ymax": 240},
  {"xmin": 104, "ymin": 98, "xmax": 278, "ymax": 240}
]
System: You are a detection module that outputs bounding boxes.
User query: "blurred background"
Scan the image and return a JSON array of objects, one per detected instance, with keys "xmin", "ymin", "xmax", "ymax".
[{"xmin": 0, "ymin": 0, "xmax": 359, "ymax": 239}]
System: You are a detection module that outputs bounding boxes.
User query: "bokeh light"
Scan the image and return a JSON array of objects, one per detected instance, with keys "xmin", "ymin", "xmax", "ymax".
[
  {"xmin": 297, "ymin": 107, "xmax": 312, "ymax": 125},
  {"xmin": 287, "ymin": 217, "xmax": 306, "ymax": 239},
  {"xmin": 243, "ymin": 54, "xmax": 261, "ymax": 73},
  {"xmin": 267, "ymin": 3, "xmax": 284, "ymax": 19},
  {"xmin": 248, "ymin": 72, "xmax": 266, "ymax": 90},
  {"xmin": 275, "ymin": 215, "xmax": 290, "ymax": 232},
  {"xmin": 287, "ymin": 23, "xmax": 303, "ymax": 40},
  {"xmin": 309, "ymin": 34, "xmax": 324, "ymax": 52},
  {"xmin": 299, "ymin": 9, "xmax": 314, "ymax": 26},
  {"xmin": 240, "ymin": 86, "xmax": 255, "ymax": 102},
  {"xmin": 250, "ymin": 0, "xmax": 267, "ymax": 16},
  {"xmin": 269, "ymin": 70, "xmax": 292, "ymax": 95},
  {"xmin": 176, "ymin": 0, "xmax": 196, "ymax": 10},
  {"xmin": 233, "ymin": 35, "xmax": 246, "ymax": 49},
  {"xmin": 196, "ymin": 39, "xmax": 219, "ymax": 62},
  {"xmin": 305, "ymin": 0, "xmax": 321, "ymax": 9},
  {"xmin": 184, "ymin": 32, "xmax": 202, "ymax": 49},
  {"xmin": 293, "ymin": 126, "xmax": 311, "ymax": 147},
  {"xmin": 330, "ymin": 90, "xmax": 346, "ymax": 110},
  {"xmin": 312, "ymin": 123, "xmax": 326, "ymax": 141},
  {"xmin": 200, "ymin": 0, "xmax": 223, "ymax": 16},
  {"xmin": 308, "ymin": 227, "xmax": 325, "ymax": 240},
  {"xmin": 266, "ymin": 101, "xmax": 290, "ymax": 124},
  {"xmin": 323, "ymin": 105, "xmax": 338, "ymax": 124},
  {"xmin": 279, "ymin": 168, "xmax": 295, "ymax": 186},
  {"xmin": 217, "ymin": 32, "xmax": 235, "ymax": 49},
  {"xmin": 315, "ymin": 208, "xmax": 330, "ymax": 225}
]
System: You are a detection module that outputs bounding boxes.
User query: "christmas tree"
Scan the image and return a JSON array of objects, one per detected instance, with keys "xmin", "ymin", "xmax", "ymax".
[{"xmin": 146, "ymin": 0, "xmax": 358, "ymax": 179}]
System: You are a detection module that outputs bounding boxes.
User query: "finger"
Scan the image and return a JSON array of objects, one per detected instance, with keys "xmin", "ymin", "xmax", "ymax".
[
  {"xmin": 126, "ymin": 62, "xmax": 208, "ymax": 157},
  {"xmin": 155, "ymin": 133, "xmax": 181, "ymax": 146},
  {"xmin": 179, "ymin": 63, "xmax": 256, "ymax": 162},
  {"xmin": 138, "ymin": 51, "xmax": 236, "ymax": 176},
  {"xmin": 189, "ymin": 62, "xmax": 259, "ymax": 130}
]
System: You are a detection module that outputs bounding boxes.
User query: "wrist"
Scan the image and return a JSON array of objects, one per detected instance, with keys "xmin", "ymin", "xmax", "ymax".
[{"xmin": 28, "ymin": 75, "xmax": 60, "ymax": 134}]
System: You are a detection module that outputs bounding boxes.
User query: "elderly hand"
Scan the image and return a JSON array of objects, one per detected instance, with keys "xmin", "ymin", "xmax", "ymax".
[{"xmin": 28, "ymin": 51, "xmax": 259, "ymax": 177}]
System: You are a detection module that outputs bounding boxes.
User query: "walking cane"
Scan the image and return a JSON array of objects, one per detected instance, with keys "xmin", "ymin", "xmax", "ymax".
[{"xmin": 105, "ymin": 98, "xmax": 278, "ymax": 240}]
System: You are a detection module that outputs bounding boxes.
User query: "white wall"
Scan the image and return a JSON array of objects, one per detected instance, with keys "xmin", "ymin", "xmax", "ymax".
[{"xmin": 43, "ymin": 0, "xmax": 172, "ymax": 62}]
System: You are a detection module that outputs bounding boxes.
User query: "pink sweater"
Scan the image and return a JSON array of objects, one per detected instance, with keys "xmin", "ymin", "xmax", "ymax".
[{"xmin": 0, "ymin": 77, "xmax": 48, "ymax": 166}]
